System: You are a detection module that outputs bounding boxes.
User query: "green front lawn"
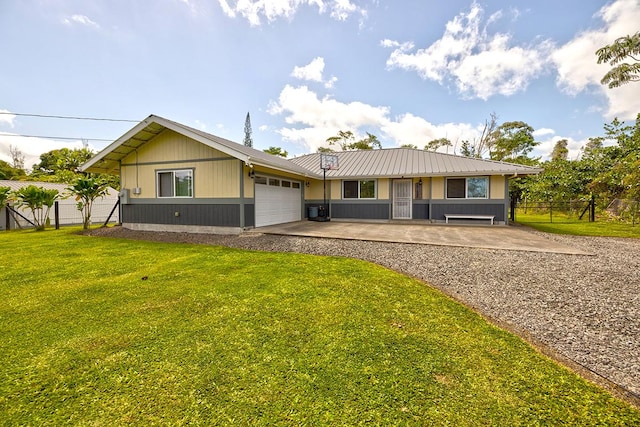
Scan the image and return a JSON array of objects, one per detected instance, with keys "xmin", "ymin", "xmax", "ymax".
[
  {"xmin": 1, "ymin": 228, "xmax": 638, "ymax": 425},
  {"xmin": 514, "ymin": 211, "xmax": 640, "ymax": 237}
]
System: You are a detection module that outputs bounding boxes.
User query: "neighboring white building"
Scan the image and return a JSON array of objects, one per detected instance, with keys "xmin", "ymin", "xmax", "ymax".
[{"xmin": 0, "ymin": 180, "xmax": 120, "ymax": 230}]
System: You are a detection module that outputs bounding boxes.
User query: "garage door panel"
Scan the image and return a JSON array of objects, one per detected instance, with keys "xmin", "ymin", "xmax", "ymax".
[{"xmin": 255, "ymin": 181, "xmax": 302, "ymax": 227}]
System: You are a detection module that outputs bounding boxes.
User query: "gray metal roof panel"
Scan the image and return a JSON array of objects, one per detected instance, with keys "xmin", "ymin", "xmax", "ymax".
[{"xmin": 290, "ymin": 148, "xmax": 542, "ymax": 178}]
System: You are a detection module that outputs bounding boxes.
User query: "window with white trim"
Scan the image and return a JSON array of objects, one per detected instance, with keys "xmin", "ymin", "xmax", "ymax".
[
  {"xmin": 446, "ymin": 177, "xmax": 488, "ymax": 199},
  {"xmin": 157, "ymin": 169, "xmax": 193, "ymax": 198},
  {"xmin": 343, "ymin": 180, "xmax": 376, "ymax": 199}
]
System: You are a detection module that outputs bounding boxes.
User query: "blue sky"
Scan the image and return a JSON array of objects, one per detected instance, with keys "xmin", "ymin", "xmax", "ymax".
[{"xmin": 1, "ymin": 0, "xmax": 639, "ymax": 170}]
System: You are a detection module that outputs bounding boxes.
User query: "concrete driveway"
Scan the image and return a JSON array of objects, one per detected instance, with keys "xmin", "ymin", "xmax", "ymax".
[{"xmin": 252, "ymin": 220, "xmax": 589, "ymax": 255}]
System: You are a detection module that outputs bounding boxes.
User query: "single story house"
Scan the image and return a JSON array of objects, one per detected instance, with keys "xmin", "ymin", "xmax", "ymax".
[
  {"xmin": 80, "ymin": 115, "xmax": 542, "ymax": 234},
  {"xmin": 0, "ymin": 180, "xmax": 119, "ymax": 230}
]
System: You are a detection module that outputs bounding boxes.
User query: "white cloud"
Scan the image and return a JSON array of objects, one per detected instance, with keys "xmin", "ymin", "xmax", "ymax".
[
  {"xmin": 62, "ymin": 14, "xmax": 100, "ymax": 29},
  {"xmin": 217, "ymin": 0, "xmax": 364, "ymax": 26},
  {"xmin": 0, "ymin": 110, "xmax": 16, "ymax": 128},
  {"xmin": 533, "ymin": 128, "xmax": 555, "ymax": 137},
  {"xmin": 291, "ymin": 57, "xmax": 338, "ymax": 89},
  {"xmin": 531, "ymin": 133, "xmax": 587, "ymax": 161},
  {"xmin": 268, "ymin": 84, "xmax": 489, "ymax": 153},
  {"xmin": 0, "ymin": 134, "xmax": 87, "ymax": 171},
  {"xmin": 383, "ymin": 2, "xmax": 553, "ymax": 100},
  {"xmin": 552, "ymin": 0, "xmax": 640, "ymax": 120}
]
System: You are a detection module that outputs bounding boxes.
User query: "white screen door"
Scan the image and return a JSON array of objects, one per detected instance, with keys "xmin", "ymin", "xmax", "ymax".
[{"xmin": 393, "ymin": 179, "xmax": 412, "ymax": 219}]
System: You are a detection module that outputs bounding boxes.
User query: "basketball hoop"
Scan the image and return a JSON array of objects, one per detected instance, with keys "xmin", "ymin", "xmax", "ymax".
[{"xmin": 320, "ymin": 154, "xmax": 339, "ymax": 171}]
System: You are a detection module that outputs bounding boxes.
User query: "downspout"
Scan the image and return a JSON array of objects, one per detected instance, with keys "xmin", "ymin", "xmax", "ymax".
[
  {"xmin": 389, "ymin": 179, "xmax": 393, "ymax": 220},
  {"xmin": 239, "ymin": 160, "xmax": 245, "ymax": 229},
  {"xmin": 428, "ymin": 177, "xmax": 433, "ymax": 221},
  {"xmin": 505, "ymin": 174, "xmax": 513, "ymax": 225},
  {"xmin": 119, "ymin": 159, "xmax": 123, "ymax": 225}
]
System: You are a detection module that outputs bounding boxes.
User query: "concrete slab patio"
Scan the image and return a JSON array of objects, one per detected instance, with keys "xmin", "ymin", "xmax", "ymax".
[{"xmin": 252, "ymin": 220, "xmax": 590, "ymax": 255}]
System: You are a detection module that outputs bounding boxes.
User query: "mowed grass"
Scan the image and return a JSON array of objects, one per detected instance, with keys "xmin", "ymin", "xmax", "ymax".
[
  {"xmin": 515, "ymin": 211, "xmax": 640, "ymax": 238},
  {"xmin": 1, "ymin": 228, "xmax": 638, "ymax": 426}
]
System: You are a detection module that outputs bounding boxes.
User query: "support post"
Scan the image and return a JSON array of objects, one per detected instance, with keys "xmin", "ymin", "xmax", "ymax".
[
  {"xmin": 54, "ymin": 201, "xmax": 60, "ymax": 229},
  {"xmin": 103, "ymin": 199, "xmax": 121, "ymax": 227},
  {"xmin": 5, "ymin": 203, "xmax": 9, "ymax": 230}
]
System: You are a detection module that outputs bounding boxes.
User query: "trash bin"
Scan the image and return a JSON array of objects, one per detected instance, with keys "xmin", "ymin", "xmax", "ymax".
[{"xmin": 308, "ymin": 206, "xmax": 318, "ymax": 219}]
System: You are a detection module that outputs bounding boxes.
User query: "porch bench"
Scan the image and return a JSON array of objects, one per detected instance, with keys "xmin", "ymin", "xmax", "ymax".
[{"xmin": 444, "ymin": 214, "xmax": 495, "ymax": 225}]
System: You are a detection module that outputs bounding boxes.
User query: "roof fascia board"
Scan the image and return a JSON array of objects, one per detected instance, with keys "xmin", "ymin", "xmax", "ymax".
[{"xmin": 80, "ymin": 117, "xmax": 157, "ymax": 171}]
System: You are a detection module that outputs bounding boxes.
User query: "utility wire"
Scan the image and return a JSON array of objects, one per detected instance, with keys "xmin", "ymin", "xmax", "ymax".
[
  {"xmin": 0, "ymin": 111, "xmax": 138, "ymax": 123},
  {"xmin": 0, "ymin": 132, "xmax": 113, "ymax": 142}
]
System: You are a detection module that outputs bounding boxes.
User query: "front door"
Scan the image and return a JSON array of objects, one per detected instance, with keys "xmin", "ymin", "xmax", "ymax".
[{"xmin": 393, "ymin": 179, "xmax": 412, "ymax": 219}]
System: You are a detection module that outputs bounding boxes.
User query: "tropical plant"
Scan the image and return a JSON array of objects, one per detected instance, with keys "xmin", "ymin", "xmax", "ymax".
[
  {"xmin": 596, "ymin": 32, "xmax": 640, "ymax": 88},
  {"xmin": 67, "ymin": 176, "xmax": 110, "ymax": 229},
  {"xmin": 12, "ymin": 185, "xmax": 59, "ymax": 230},
  {"xmin": 0, "ymin": 186, "xmax": 10, "ymax": 206}
]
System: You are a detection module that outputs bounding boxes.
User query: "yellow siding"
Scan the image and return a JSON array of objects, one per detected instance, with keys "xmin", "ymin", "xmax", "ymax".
[
  {"xmin": 120, "ymin": 129, "xmax": 242, "ymax": 199},
  {"xmin": 304, "ymin": 179, "xmax": 324, "ymax": 200},
  {"xmin": 431, "ymin": 177, "xmax": 445, "ymax": 199},
  {"xmin": 244, "ymin": 165, "xmax": 254, "ymax": 198},
  {"xmin": 415, "ymin": 177, "xmax": 431, "ymax": 199},
  {"xmin": 490, "ymin": 175, "xmax": 506, "ymax": 199},
  {"xmin": 377, "ymin": 178, "xmax": 389, "ymax": 200},
  {"xmin": 331, "ymin": 180, "xmax": 341, "ymax": 200}
]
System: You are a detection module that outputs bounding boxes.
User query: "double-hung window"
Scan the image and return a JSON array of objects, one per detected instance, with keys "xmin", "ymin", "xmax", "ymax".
[
  {"xmin": 157, "ymin": 169, "xmax": 193, "ymax": 198},
  {"xmin": 446, "ymin": 177, "xmax": 488, "ymax": 199},
  {"xmin": 343, "ymin": 180, "xmax": 376, "ymax": 199}
]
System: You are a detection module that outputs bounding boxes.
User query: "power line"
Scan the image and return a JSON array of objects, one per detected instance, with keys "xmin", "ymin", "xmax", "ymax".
[
  {"xmin": 0, "ymin": 132, "xmax": 113, "ymax": 142},
  {"xmin": 0, "ymin": 111, "xmax": 138, "ymax": 123}
]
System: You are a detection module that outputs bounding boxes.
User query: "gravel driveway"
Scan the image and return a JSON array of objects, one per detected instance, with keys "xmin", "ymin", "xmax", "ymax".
[{"xmin": 87, "ymin": 226, "xmax": 640, "ymax": 405}]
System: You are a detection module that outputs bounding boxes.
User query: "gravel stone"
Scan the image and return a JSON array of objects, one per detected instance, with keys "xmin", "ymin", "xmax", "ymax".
[{"xmin": 85, "ymin": 226, "xmax": 640, "ymax": 403}]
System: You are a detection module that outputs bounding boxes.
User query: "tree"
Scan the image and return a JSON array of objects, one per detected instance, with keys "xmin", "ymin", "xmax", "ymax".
[
  {"xmin": 400, "ymin": 144, "xmax": 418, "ymax": 149},
  {"xmin": 0, "ymin": 160, "xmax": 26, "ymax": 180},
  {"xmin": 243, "ymin": 112, "xmax": 253, "ymax": 148},
  {"xmin": 31, "ymin": 147, "xmax": 94, "ymax": 178},
  {"xmin": 326, "ymin": 130, "xmax": 382, "ymax": 150},
  {"xmin": 263, "ymin": 146, "xmax": 288, "ymax": 157},
  {"xmin": 9, "ymin": 145, "xmax": 25, "ymax": 170},
  {"xmin": 459, "ymin": 113, "xmax": 499, "ymax": 158},
  {"xmin": 425, "ymin": 138, "xmax": 452, "ymax": 152},
  {"xmin": 551, "ymin": 139, "xmax": 569, "ymax": 161},
  {"xmin": 12, "ymin": 185, "xmax": 59, "ymax": 230},
  {"xmin": 317, "ymin": 146, "xmax": 335, "ymax": 153},
  {"xmin": 489, "ymin": 121, "xmax": 539, "ymax": 164},
  {"xmin": 67, "ymin": 176, "xmax": 110, "ymax": 230},
  {"xmin": 596, "ymin": 32, "xmax": 640, "ymax": 88},
  {"xmin": 349, "ymin": 133, "xmax": 381, "ymax": 150}
]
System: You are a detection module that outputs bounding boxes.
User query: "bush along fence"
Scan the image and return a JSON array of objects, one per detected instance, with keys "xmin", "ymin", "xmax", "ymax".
[
  {"xmin": 2, "ymin": 200, "xmax": 120, "ymax": 231},
  {"xmin": 510, "ymin": 196, "xmax": 597, "ymax": 223}
]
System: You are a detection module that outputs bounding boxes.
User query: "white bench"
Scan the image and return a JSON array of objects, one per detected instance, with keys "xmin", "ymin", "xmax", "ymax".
[{"xmin": 444, "ymin": 214, "xmax": 495, "ymax": 225}]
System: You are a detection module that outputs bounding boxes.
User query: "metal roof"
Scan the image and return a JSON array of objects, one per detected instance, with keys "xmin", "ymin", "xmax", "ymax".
[
  {"xmin": 81, "ymin": 115, "xmax": 319, "ymax": 177},
  {"xmin": 81, "ymin": 115, "xmax": 542, "ymax": 179},
  {"xmin": 290, "ymin": 149, "xmax": 542, "ymax": 178}
]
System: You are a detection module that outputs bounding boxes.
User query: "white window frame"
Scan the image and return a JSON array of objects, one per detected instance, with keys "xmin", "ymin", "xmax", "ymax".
[
  {"xmin": 156, "ymin": 169, "xmax": 194, "ymax": 198},
  {"xmin": 446, "ymin": 177, "xmax": 489, "ymax": 199},
  {"xmin": 342, "ymin": 179, "xmax": 377, "ymax": 200}
]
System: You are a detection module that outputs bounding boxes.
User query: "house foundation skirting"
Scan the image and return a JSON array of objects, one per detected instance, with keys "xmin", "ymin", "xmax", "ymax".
[{"xmin": 122, "ymin": 222, "xmax": 243, "ymax": 235}]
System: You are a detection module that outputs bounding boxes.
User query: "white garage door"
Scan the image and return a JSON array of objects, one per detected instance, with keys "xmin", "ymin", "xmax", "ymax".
[{"xmin": 255, "ymin": 176, "xmax": 302, "ymax": 227}]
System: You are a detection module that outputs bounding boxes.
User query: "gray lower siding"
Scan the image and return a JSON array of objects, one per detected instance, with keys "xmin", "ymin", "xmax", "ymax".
[
  {"xmin": 305, "ymin": 199, "xmax": 506, "ymax": 222},
  {"xmin": 305, "ymin": 201, "xmax": 391, "ymax": 220},
  {"xmin": 122, "ymin": 203, "xmax": 255, "ymax": 228},
  {"xmin": 412, "ymin": 201, "xmax": 430, "ymax": 220}
]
